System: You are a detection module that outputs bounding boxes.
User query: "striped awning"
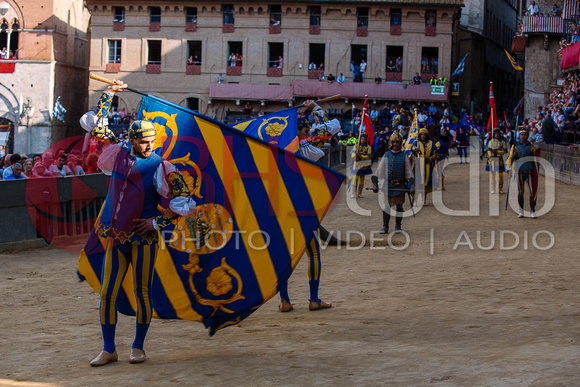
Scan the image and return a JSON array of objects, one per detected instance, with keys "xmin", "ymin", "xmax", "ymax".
[
  {"xmin": 521, "ymin": 15, "xmax": 564, "ymax": 34},
  {"xmin": 563, "ymin": 0, "xmax": 580, "ymax": 19}
]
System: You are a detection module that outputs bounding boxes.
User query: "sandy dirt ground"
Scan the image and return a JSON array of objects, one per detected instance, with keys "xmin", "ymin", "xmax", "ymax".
[{"xmin": 1, "ymin": 153, "xmax": 579, "ymax": 386}]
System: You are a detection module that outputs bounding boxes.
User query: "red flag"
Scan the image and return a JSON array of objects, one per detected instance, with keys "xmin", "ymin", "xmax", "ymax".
[
  {"xmin": 487, "ymin": 82, "xmax": 498, "ymax": 133},
  {"xmin": 362, "ymin": 96, "xmax": 374, "ymax": 146},
  {"xmin": 503, "ymin": 111, "xmax": 511, "ymax": 133}
]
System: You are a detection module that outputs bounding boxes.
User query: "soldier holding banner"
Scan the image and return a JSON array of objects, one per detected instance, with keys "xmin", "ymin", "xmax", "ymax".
[
  {"xmin": 485, "ymin": 129, "xmax": 508, "ymax": 194},
  {"xmin": 350, "ymin": 133, "xmax": 373, "ymax": 198}
]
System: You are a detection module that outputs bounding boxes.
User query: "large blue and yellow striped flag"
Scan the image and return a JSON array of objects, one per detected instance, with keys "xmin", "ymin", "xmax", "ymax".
[
  {"xmin": 232, "ymin": 107, "xmax": 300, "ymax": 153},
  {"xmin": 78, "ymin": 95, "xmax": 344, "ymax": 335},
  {"xmin": 404, "ymin": 109, "xmax": 419, "ymax": 157}
]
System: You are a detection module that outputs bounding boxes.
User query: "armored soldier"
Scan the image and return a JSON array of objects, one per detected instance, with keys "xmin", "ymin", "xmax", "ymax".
[
  {"xmin": 506, "ymin": 128, "xmax": 537, "ymax": 218},
  {"xmin": 372, "ymin": 132, "xmax": 414, "ymax": 233}
]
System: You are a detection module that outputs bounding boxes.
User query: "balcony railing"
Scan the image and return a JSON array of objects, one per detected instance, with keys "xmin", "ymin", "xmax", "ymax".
[
  {"xmin": 267, "ymin": 67, "xmax": 283, "ymax": 77},
  {"xmin": 186, "ymin": 64, "xmax": 201, "ymax": 75},
  {"xmin": 308, "ymin": 69, "xmax": 323, "ymax": 79},
  {"xmin": 105, "ymin": 63, "xmax": 121, "ymax": 73},
  {"xmin": 226, "ymin": 66, "xmax": 242, "ymax": 76},
  {"xmin": 146, "ymin": 64, "xmax": 161, "ymax": 74},
  {"xmin": 309, "ymin": 25, "xmax": 320, "ymax": 35},
  {"xmin": 425, "ymin": 26, "xmax": 436, "ymax": 36},
  {"xmin": 521, "ymin": 15, "xmax": 563, "ymax": 34}
]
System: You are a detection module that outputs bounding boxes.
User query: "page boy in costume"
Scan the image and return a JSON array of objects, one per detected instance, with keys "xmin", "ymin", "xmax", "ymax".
[
  {"xmin": 485, "ymin": 128, "xmax": 508, "ymax": 194},
  {"xmin": 278, "ymin": 100, "xmax": 340, "ymax": 312},
  {"xmin": 79, "ymin": 81, "xmax": 196, "ymax": 366},
  {"xmin": 350, "ymin": 133, "xmax": 373, "ymax": 198}
]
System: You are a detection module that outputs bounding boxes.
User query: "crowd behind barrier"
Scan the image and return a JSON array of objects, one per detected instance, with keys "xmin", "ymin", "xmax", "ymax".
[{"xmin": 2, "ymin": 97, "xmax": 579, "ymax": 247}]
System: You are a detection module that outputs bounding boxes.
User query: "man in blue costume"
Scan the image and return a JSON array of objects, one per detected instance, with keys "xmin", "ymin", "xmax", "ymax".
[
  {"xmin": 79, "ymin": 81, "xmax": 196, "ymax": 366},
  {"xmin": 278, "ymin": 100, "xmax": 340, "ymax": 312}
]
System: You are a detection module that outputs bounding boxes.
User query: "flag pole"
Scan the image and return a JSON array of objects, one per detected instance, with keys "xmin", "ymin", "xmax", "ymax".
[
  {"xmin": 352, "ymin": 95, "xmax": 368, "ymax": 174},
  {"xmin": 90, "ymin": 73, "xmax": 149, "ymax": 96}
]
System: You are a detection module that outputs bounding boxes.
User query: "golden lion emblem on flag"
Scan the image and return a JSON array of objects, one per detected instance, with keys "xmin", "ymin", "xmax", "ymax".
[{"xmin": 258, "ymin": 116, "xmax": 289, "ymax": 144}]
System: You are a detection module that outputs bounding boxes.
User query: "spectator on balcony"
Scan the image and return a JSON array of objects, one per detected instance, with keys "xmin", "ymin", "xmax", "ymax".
[
  {"xmin": 527, "ymin": 1, "xmax": 539, "ymax": 16},
  {"xmin": 350, "ymin": 61, "xmax": 356, "ymax": 81},
  {"xmin": 337, "ymin": 73, "xmax": 345, "ymax": 83},
  {"xmin": 318, "ymin": 71, "xmax": 325, "ymax": 81},
  {"xmin": 187, "ymin": 56, "xmax": 194, "ymax": 64},
  {"xmin": 327, "ymin": 73, "xmax": 335, "ymax": 83},
  {"xmin": 223, "ymin": 6, "xmax": 234, "ymax": 24},
  {"xmin": 319, "ymin": 63, "xmax": 324, "ymax": 70},
  {"xmin": 396, "ymin": 57, "xmax": 402, "ymax": 72},
  {"xmin": 386, "ymin": 59, "xmax": 396, "ymax": 72},
  {"xmin": 228, "ymin": 52, "xmax": 236, "ymax": 67},
  {"xmin": 242, "ymin": 102, "xmax": 254, "ymax": 117},
  {"xmin": 308, "ymin": 62, "xmax": 316, "ymax": 70},
  {"xmin": 310, "ymin": 9, "xmax": 320, "ymax": 26},
  {"xmin": 217, "ymin": 73, "xmax": 224, "ymax": 83},
  {"xmin": 413, "ymin": 72, "xmax": 422, "ymax": 85},
  {"xmin": 192, "ymin": 55, "xmax": 201, "ymax": 65},
  {"xmin": 375, "ymin": 75, "xmax": 382, "ymax": 84},
  {"xmin": 236, "ymin": 53, "xmax": 242, "ymax": 67},
  {"xmin": 0, "ymin": 47, "xmax": 7, "ymax": 59},
  {"xmin": 360, "ymin": 59, "xmax": 367, "ymax": 81},
  {"xmin": 277, "ymin": 56, "xmax": 284, "ymax": 68},
  {"xmin": 421, "ymin": 56, "xmax": 428, "ymax": 72},
  {"xmin": 270, "ymin": 15, "xmax": 280, "ymax": 26},
  {"xmin": 550, "ymin": 4, "xmax": 561, "ymax": 17}
]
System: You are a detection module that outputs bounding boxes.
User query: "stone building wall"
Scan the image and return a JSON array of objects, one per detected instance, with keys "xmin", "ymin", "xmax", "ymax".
[
  {"xmin": 86, "ymin": 1, "xmax": 459, "ymax": 118},
  {"xmin": 523, "ymin": 34, "xmax": 561, "ymax": 118},
  {"xmin": 0, "ymin": 0, "xmax": 90, "ymax": 154}
]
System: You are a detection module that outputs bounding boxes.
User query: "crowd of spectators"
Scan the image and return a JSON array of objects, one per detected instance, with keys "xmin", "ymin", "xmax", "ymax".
[
  {"xmin": 524, "ymin": 1, "xmax": 561, "ymax": 17},
  {"xmin": 516, "ymin": 71, "xmax": 580, "ymax": 145},
  {"xmin": 0, "ymin": 142, "xmax": 112, "ymax": 180}
]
